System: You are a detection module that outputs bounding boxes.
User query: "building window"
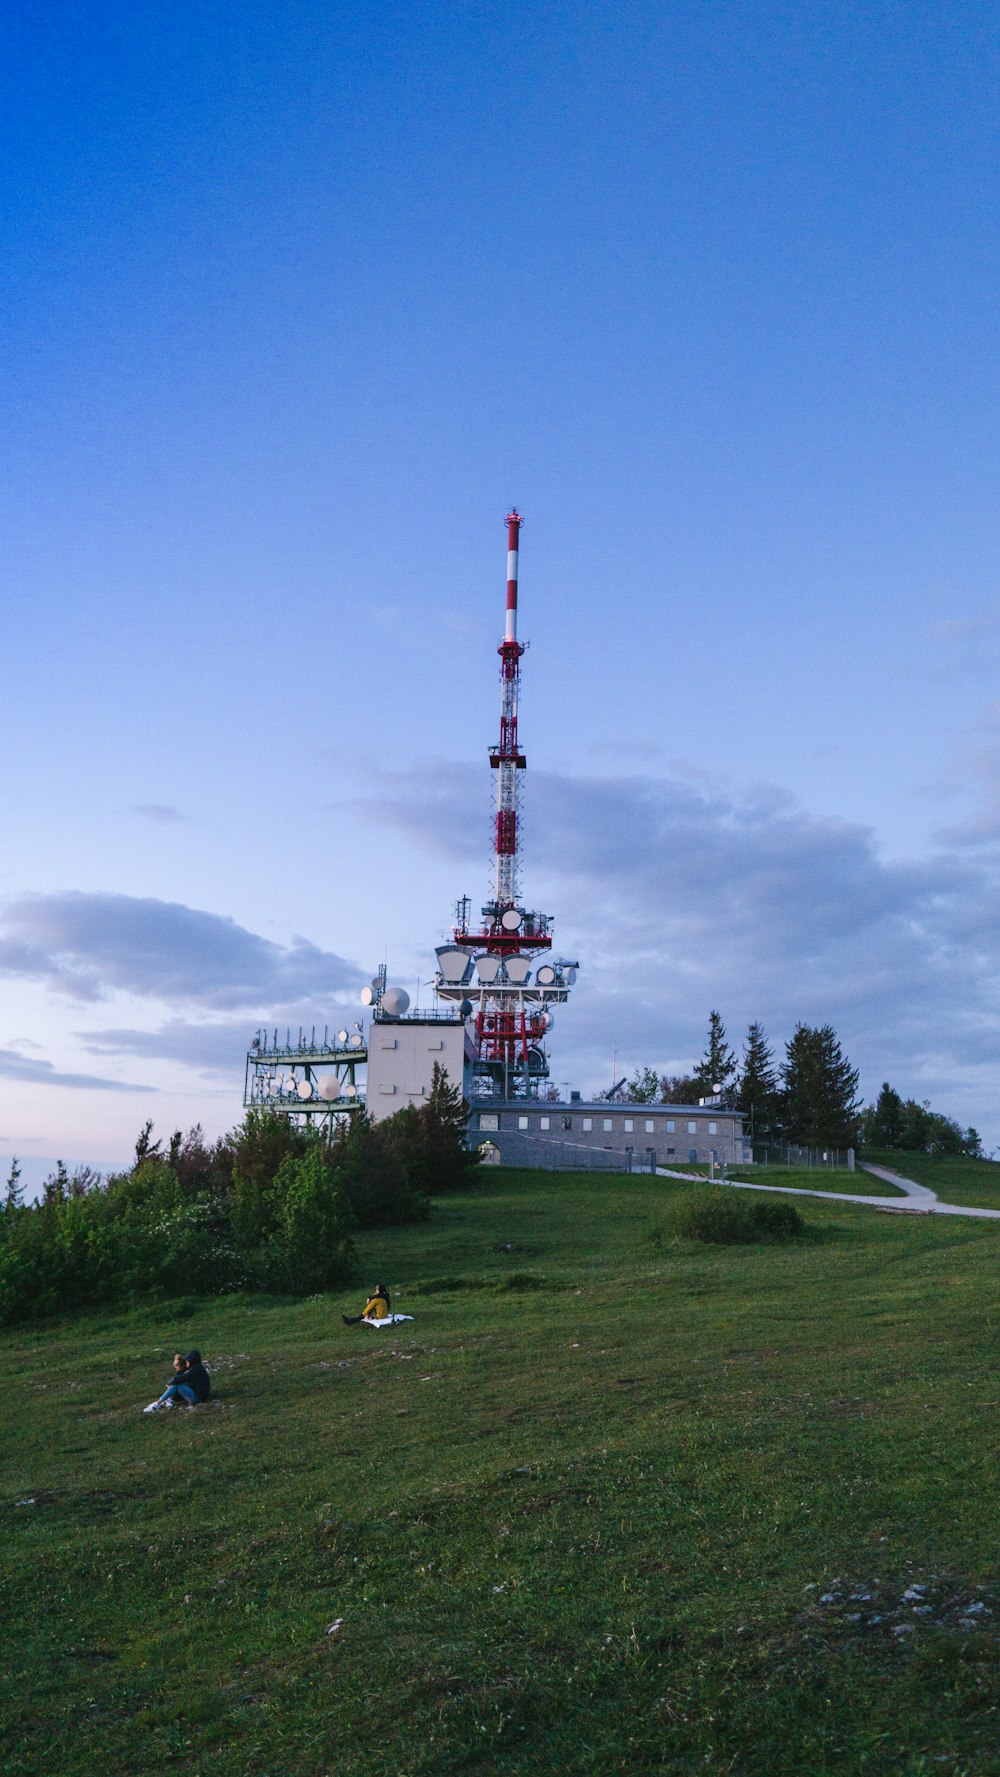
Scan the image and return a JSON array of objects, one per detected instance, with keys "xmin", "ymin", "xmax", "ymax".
[
  {"xmin": 480, "ymin": 1113, "xmax": 498, "ymax": 1131},
  {"xmin": 645, "ymin": 1120, "xmax": 654, "ymax": 1133},
  {"xmin": 563, "ymin": 1117, "xmax": 572, "ymax": 1131},
  {"xmin": 708, "ymin": 1121, "xmax": 717, "ymax": 1135},
  {"xmin": 687, "ymin": 1121, "xmax": 697, "ymax": 1134},
  {"xmin": 624, "ymin": 1119, "xmax": 634, "ymax": 1132},
  {"xmin": 603, "ymin": 1118, "xmax": 613, "ymax": 1132},
  {"xmin": 583, "ymin": 1118, "xmax": 593, "ymax": 1132},
  {"xmin": 518, "ymin": 1116, "xmax": 528, "ymax": 1130},
  {"xmin": 666, "ymin": 1119, "xmax": 675, "ymax": 1133},
  {"xmin": 666, "ymin": 1146, "xmax": 675, "ymax": 1156},
  {"xmin": 540, "ymin": 1116, "xmax": 550, "ymax": 1130}
]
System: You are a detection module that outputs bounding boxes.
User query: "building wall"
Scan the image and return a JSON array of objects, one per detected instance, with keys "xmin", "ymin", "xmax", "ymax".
[
  {"xmin": 365, "ymin": 1015, "xmax": 474, "ymax": 1121},
  {"xmin": 471, "ymin": 1101, "xmax": 746, "ymax": 1167}
]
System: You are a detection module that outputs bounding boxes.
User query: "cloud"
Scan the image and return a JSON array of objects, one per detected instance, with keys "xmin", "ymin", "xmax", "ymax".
[
  {"xmin": 0, "ymin": 1047, "xmax": 153, "ymax": 1092},
  {"xmin": 349, "ymin": 759, "xmax": 1000, "ymax": 1116},
  {"xmin": 127, "ymin": 803, "xmax": 196, "ymax": 825},
  {"xmin": 929, "ymin": 700, "xmax": 1000, "ymax": 849},
  {"xmin": 79, "ymin": 1012, "xmax": 361, "ymax": 1077},
  {"xmin": 0, "ymin": 893, "xmax": 365, "ymax": 1010}
]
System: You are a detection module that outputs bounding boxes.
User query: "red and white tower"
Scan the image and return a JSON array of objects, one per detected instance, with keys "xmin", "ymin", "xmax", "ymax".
[{"xmin": 434, "ymin": 512, "xmax": 578, "ymax": 1097}]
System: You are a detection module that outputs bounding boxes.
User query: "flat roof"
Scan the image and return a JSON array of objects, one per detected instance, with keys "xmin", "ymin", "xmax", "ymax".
[{"xmin": 471, "ymin": 1099, "xmax": 741, "ymax": 1117}]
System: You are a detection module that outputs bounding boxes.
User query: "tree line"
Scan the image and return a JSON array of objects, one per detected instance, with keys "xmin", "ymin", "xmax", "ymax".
[
  {"xmin": 0, "ymin": 1065, "xmax": 477, "ymax": 1327},
  {"xmin": 618, "ymin": 1012, "xmax": 983, "ymax": 1156}
]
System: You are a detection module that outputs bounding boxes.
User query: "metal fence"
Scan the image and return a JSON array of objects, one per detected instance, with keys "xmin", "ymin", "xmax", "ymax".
[{"xmin": 750, "ymin": 1143, "xmax": 856, "ymax": 1171}]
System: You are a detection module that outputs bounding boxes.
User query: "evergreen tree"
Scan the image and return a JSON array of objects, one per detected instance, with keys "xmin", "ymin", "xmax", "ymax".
[
  {"xmin": 693, "ymin": 1012, "xmax": 737, "ymax": 1099},
  {"xmin": 736, "ymin": 1022, "xmax": 778, "ymax": 1142},
  {"xmin": 868, "ymin": 1082, "xmax": 904, "ymax": 1148},
  {"xmin": 416, "ymin": 1063, "xmax": 480, "ymax": 1192},
  {"xmin": 3, "ymin": 1156, "xmax": 22, "ymax": 1211},
  {"xmin": 782, "ymin": 1024, "xmax": 861, "ymax": 1147},
  {"xmin": 134, "ymin": 1120, "xmax": 162, "ymax": 1165}
]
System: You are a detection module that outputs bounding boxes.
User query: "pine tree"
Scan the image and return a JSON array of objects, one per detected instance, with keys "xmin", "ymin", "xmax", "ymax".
[
  {"xmin": 782, "ymin": 1024, "xmax": 860, "ymax": 1147},
  {"xmin": 3, "ymin": 1156, "xmax": 23, "ymax": 1211},
  {"xmin": 870, "ymin": 1082, "xmax": 904, "ymax": 1148},
  {"xmin": 736, "ymin": 1022, "xmax": 778, "ymax": 1142},
  {"xmin": 693, "ymin": 1011, "xmax": 737, "ymax": 1099}
]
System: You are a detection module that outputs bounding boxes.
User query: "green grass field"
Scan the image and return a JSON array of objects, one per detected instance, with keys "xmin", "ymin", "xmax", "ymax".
[{"xmin": 4, "ymin": 1163, "xmax": 1000, "ymax": 1775}]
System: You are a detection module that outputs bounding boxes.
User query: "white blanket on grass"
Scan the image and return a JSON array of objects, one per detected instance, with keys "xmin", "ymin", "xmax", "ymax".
[{"xmin": 362, "ymin": 1312, "xmax": 414, "ymax": 1327}]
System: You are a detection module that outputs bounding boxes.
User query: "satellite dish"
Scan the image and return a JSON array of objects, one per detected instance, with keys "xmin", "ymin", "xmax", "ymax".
[
  {"xmin": 475, "ymin": 953, "xmax": 501, "ymax": 983},
  {"xmin": 343, "ymin": 1081, "xmax": 358, "ymax": 1097},
  {"xmin": 541, "ymin": 1011, "xmax": 554, "ymax": 1031},
  {"xmin": 297, "ymin": 1079, "xmax": 313, "ymax": 1100},
  {"xmin": 317, "ymin": 1074, "xmax": 341, "ymax": 1101},
  {"xmin": 360, "ymin": 987, "xmax": 375, "ymax": 1006},
  {"xmin": 536, "ymin": 964, "xmax": 557, "ymax": 986},
  {"xmin": 565, "ymin": 967, "xmax": 577, "ymax": 985},
  {"xmin": 336, "ymin": 1028, "xmax": 349, "ymax": 1045},
  {"xmin": 459, "ymin": 998, "xmax": 473, "ymax": 1018},
  {"xmin": 348, "ymin": 1032, "xmax": 365, "ymax": 1049},
  {"xmin": 501, "ymin": 908, "xmax": 521, "ymax": 931},
  {"xmin": 381, "ymin": 987, "xmax": 410, "ymax": 1016},
  {"xmin": 505, "ymin": 955, "xmax": 531, "ymax": 985}
]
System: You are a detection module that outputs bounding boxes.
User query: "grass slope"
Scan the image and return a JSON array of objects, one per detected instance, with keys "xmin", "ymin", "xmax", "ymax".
[
  {"xmin": 4, "ymin": 1167, "xmax": 1000, "ymax": 1776},
  {"xmin": 862, "ymin": 1151, "xmax": 1000, "ymax": 1210}
]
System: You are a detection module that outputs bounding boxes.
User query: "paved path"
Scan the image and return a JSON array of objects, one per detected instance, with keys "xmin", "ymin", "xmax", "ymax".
[{"xmin": 655, "ymin": 1162, "xmax": 1000, "ymax": 1221}]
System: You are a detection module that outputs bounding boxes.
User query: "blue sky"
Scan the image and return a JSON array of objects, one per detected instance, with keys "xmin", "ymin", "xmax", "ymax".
[{"xmin": 2, "ymin": 0, "xmax": 999, "ymax": 1184}]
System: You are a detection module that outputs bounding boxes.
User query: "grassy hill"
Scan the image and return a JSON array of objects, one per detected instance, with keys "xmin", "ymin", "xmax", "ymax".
[
  {"xmin": 860, "ymin": 1150, "xmax": 1000, "ymax": 1210},
  {"xmin": 4, "ymin": 1164, "xmax": 1000, "ymax": 1775}
]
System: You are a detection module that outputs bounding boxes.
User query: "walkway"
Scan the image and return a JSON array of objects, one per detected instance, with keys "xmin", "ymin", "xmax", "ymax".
[{"xmin": 656, "ymin": 1162, "xmax": 1000, "ymax": 1221}]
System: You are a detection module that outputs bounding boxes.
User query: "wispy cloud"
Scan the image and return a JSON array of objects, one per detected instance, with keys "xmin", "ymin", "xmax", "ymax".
[
  {"xmin": 127, "ymin": 803, "xmax": 197, "ymax": 825},
  {"xmin": 0, "ymin": 1047, "xmax": 153, "ymax": 1092},
  {"xmin": 79, "ymin": 1013, "xmax": 359, "ymax": 1076},
  {"xmin": 0, "ymin": 893, "xmax": 365, "ymax": 1010}
]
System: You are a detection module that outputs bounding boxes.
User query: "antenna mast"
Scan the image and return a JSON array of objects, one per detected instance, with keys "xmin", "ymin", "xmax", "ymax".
[
  {"xmin": 492, "ymin": 509, "xmax": 525, "ymax": 909},
  {"xmin": 432, "ymin": 510, "xmax": 580, "ymax": 1098}
]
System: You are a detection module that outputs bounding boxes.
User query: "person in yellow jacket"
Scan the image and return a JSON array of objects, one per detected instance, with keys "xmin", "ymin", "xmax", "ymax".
[{"xmin": 342, "ymin": 1283, "xmax": 391, "ymax": 1326}]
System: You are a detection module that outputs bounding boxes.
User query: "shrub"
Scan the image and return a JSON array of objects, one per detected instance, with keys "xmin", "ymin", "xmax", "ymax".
[{"xmin": 670, "ymin": 1186, "xmax": 804, "ymax": 1245}]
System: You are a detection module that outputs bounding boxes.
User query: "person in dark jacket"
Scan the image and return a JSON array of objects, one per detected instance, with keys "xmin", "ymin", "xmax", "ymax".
[{"xmin": 144, "ymin": 1348, "xmax": 211, "ymax": 1412}]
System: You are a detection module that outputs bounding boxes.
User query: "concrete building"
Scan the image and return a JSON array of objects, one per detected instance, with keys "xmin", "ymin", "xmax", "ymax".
[
  {"xmin": 365, "ymin": 1012, "xmax": 474, "ymax": 1119},
  {"xmin": 470, "ymin": 1099, "xmax": 747, "ymax": 1170}
]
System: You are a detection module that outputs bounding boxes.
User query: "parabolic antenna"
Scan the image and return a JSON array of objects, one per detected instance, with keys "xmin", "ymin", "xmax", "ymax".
[
  {"xmin": 336, "ymin": 1028, "xmax": 349, "ymax": 1045},
  {"xmin": 344, "ymin": 1081, "xmax": 358, "ymax": 1097},
  {"xmin": 505, "ymin": 955, "xmax": 531, "ymax": 986},
  {"xmin": 501, "ymin": 908, "xmax": 521, "ymax": 931},
  {"xmin": 436, "ymin": 945, "xmax": 472, "ymax": 984},
  {"xmin": 541, "ymin": 1011, "xmax": 554, "ymax": 1031},
  {"xmin": 381, "ymin": 987, "xmax": 410, "ymax": 1016},
  {"xmin": 348, "ymin": 1031, "xmax": 365, "ymax": 1049},
  {"xmin": 536, "ymin": 964, "xmax": 557, "ymax": 986},
  {"xmin": 565, "ymin": 967, "xmax": 577, "ymax": 985},
  {"xmin": 475, "ymin": 953, "xmax": 502, "ymax": 984},
  {"xmin": 360, "ymin": 987, "xmax": 375, "ymax": 1006},
  {"xmin": 317, "ymin": 1074, "xmax": 341, "ymax": 1101},
  {"xmin": 297, "ymin": 1078, "xmax": 313, "ymax": 1101}
]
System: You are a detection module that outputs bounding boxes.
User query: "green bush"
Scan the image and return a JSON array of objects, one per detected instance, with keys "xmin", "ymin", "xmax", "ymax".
[{"xmin": 669, "ymin": 1186, "xmax": 804, "ymax": 1245}]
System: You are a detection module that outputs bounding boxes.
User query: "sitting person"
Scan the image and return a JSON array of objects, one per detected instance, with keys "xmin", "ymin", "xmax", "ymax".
[
  {"xmin": 343, "ymin": 1283, "xmax": 391, "ymax": 1326},
  {"xmin": 144, "ymin": 1348, "xmax": 211, "ymax": 1412}
]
